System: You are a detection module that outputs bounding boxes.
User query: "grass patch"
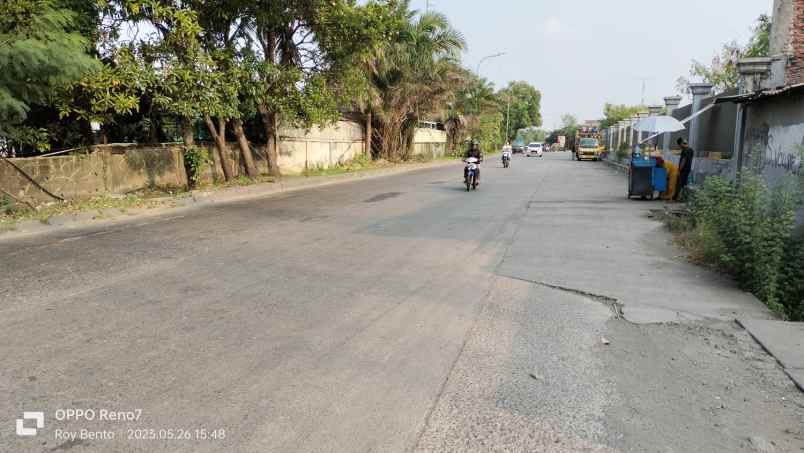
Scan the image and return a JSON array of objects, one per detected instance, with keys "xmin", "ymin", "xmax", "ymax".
[
  {"xmin": 302, "ymin": 154, "xmax": 394, "ymax": 177},
  {"xmin": 0, "ymin": 192, "xmax": 171, "ymax": 227}
]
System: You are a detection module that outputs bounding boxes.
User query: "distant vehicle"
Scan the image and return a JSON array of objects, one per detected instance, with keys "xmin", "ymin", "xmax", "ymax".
[
  {"xmin": 512, "ymin": 144, "xmax": 525, "ymax": 154},
  {"xmin": 557, "ymin": 136, "xmax": 566, "ymax": 151},
  {"xmin": 526, "ymin": 143, "xmax": 544, "ymax": 157},
  {"xmin": 575, "ymin": 136, "xmax": 602, "ymax": 161}
]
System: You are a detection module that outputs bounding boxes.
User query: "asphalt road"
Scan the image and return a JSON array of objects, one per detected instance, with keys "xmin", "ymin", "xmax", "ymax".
[{"xmin": 2, "ymin": 152, "xmax": 803, "ymax": 452}]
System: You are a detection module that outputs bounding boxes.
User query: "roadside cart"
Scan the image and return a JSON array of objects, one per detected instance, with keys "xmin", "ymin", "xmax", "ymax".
[
  {"xmin": 628, "ymin": 155, "xmax": 667, "ymax": 200},
  {"xmin": 628, "ymin": 115, "xmax": 684, "ymax": 200}
]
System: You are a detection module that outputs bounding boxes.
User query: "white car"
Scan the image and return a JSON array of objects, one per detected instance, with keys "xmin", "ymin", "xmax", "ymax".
[{"xmin": 526, "ymin": 143, "xmax": 544, "ymax": 157}]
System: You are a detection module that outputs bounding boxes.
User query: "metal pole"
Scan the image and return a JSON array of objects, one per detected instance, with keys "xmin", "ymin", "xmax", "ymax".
[
  {"xmin": 506, "ymin": 97, "xmax": 511, "ymax": 141},
  {"xmin": 476, "ymin": 52, "xmax": 506, "ymax": 76}
]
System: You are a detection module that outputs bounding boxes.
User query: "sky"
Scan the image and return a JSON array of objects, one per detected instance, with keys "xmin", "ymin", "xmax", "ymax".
[{"xmin": 409, "ymin": 0, "xmax": 771, "ymax": 129}]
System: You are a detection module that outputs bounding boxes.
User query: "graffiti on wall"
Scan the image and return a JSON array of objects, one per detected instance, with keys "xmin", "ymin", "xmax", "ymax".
[{"xmin": 747, "ymin": 123, "xmax": 803, "ymax": 175}]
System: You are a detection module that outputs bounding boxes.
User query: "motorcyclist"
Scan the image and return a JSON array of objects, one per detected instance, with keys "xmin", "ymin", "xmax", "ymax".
[
  {"xmin": 502, "ymin": 143, "xmax": 512, "ymax": 167},
  {"xmin": 464, "ymin": 140, "xmax": 483, "ymax": 183}
]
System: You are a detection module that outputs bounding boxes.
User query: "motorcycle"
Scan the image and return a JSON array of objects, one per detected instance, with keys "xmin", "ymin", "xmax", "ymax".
[
  {"xmin": 502, "ymin": 151, "xmax": 511, "ymax": 168},
  {"xmin": 465, "ymin": 157, "xmax": 479, "ymax": 191}
]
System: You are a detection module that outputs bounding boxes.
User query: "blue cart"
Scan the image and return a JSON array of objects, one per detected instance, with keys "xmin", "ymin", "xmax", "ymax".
[{"xmin": 628, "ymin": 156, "xmax": 667, "ymax": 200}]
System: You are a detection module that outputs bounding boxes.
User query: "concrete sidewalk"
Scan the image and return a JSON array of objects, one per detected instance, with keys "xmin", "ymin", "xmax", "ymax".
[
  {"xmin": 738, "ymin": 319, "xmax": 804, "ymax": 391},
  {"xmin": 598, "ymin": 158, "xmax": 804, "ymax": 392}
]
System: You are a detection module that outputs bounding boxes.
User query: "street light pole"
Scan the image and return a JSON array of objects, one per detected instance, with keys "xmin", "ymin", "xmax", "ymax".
[
  {"xmin": 473, "ymin": 51, "xmax": 506, "ymax": 133},
  {"xmin": 506, "ymin": 97, "xmax": 511, "ymax": 142},
  {"xmin": 476, "ymin": 52, "xmax": 506, "ymax": 76}
]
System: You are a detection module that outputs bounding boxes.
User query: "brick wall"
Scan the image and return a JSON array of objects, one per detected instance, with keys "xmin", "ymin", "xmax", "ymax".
[{"xmin": 787, "ymin": 0, "xmax": 804, "ymax": 84}]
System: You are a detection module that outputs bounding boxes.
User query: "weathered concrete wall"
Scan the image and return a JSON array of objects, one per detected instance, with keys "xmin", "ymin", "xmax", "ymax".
[
  {"xmin": 771, "ymin": 0, "xmax": 796, "ymax": 57},
  {"xmin": 278, "ymin": 121, "xmax": 364, "ymax": 174},
  {"xmin": 1, "ymin": 121, "xmax": 449, "ymax": 204},
  {"xmin": 412, "ymin": 128, "xmax": 447, "ymax": 159},
  {"xmin": 0, "ymin": 145, "xmax": 186, "ymax": 205},
  {"xmin": 743, "ymin": 93, "xmax": 804, "ymax": 185}
]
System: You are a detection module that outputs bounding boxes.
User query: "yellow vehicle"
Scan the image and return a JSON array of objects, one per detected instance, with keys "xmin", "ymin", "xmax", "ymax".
[{"xmin": 573, "ymin": 135, "xmax": 603, "ymax": 161}]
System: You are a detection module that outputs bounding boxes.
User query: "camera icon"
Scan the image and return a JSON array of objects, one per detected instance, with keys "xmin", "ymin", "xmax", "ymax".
[{"xmin": 16, "ymin": 412, "xmax": 44, "ymax": 436}]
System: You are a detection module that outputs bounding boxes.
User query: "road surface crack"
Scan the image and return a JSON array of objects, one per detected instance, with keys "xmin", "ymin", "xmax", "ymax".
[{"xmin": 499, "ymin": 274, "xmax": 624, "ymax": 320}]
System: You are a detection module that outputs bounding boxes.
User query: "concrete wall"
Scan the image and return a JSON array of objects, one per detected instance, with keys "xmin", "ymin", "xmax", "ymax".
[
  {"xmin": 771, "ymin": 0, "xmax": 796, "ymax": 57},
  {"xmin": 1, "ymin": 121, "xmax": 448, "ymax": 205},
  {"xmin": 278, "ymin": 120, "xmax": 364, "ymax": 174},
  {"xmin": 742, "ymin": 93, "xmax": 804, "ymax": 185},
  {"xmin": 412, "ymin": 128, "xmax": 447, "ymax": 159},
  {"xmin": 0, "ymin": 145, "xmax": 187, "ymax": 205}
]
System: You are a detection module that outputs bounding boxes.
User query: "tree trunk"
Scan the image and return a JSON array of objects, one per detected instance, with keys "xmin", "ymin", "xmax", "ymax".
[
  {"xmin": 182, "ymin": 117, "xmax": 195, "ymax": 146},
  {"xmin": 203, "ymin": 114, "xmax": 233, "ymax": 182},
  {"xmin": 365, "ymin": 110, "xmax": 372, "ymax": 157},
  {"xmin": 258, "ymin": 104, "xmax": 281, "ymax": 177},
  {"xmin": 232, "ymin": 118, "xmax": 258, "ymax": 179}
]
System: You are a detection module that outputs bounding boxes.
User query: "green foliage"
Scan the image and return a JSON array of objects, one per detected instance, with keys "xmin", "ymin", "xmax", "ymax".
[
  {"xmin": 0, "ymin": 0, "xmax": 99, "ymax": 146},
  {"xmin": 601, "ymin": 103, "xmax": 644, "ymax": 129},
  {"xmin": 183, "ymin": 145, "xmax": 210, "ymax": 185},
  {"xmin": 616, "ymin": 142, "xmax": 630, "ymax": 161},
  {"xmin": 475, "ymin": 112, "xmax": 504, "ymax": 152},
  {"xmin": 744, "ymin": 14, "xmax": 771, "ymax": 58},
  {"xmin": 516, "ymin": 128, "xmax": 547, "ymax": 144},
  {"xmin": 678, "ymin": 14, "xmax": 771, "ymax": 93},
  {"xmin": 689, "ymin": 174, "xmax": 803, "ymax": 319},
  {"xmin": 0, "ymin": 194, "xmax": 17, "ymax": 215},
  {"xmin": 368, "ymin": 5, "xmax": 466, "ymax": 160},
  {"xmin": 496, "ymin": 81, "xmax": 542, "ymax": 141},
  {"xmin": 58, "ymin": 48, "xmax": 153, "ymax": 124}
]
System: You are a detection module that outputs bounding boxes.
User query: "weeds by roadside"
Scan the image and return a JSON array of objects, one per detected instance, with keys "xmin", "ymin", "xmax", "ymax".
[
  {"xmin": 0, "ymin": 192, "xmax": 170, "ymax": 229},
  {"xmin": 302, "ymin": 154, "xmax": 394, "ymax": 177},
  {"xmin": 660, "ymin": 173, "xmax": 804, "ymax": 320}
]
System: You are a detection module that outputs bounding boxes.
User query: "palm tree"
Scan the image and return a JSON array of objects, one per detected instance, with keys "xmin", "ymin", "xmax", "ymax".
[{"xmin": 367, "ymin": 5, "xmax": 466, "ymax": 160}]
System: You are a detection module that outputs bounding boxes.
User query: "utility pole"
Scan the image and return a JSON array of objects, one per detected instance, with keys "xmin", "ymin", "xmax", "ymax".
[{"xmin": 636, "ymin": 76, "xmax": 653, "ymax": 105}]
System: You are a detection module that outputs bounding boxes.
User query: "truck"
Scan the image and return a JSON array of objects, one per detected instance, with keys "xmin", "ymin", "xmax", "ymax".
[{"xmin": 573, "ymin": 123, "xmax": 603, "ymax": 161}]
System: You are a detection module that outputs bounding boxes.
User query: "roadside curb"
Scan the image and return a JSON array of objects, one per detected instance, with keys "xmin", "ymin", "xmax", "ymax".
[
  {"xmin": 736, "ymin": 318, "xmax": 804, "ymax": 392},
  {"xmin": 0, "ymin": 158, "xmax": 461, "ymax": 240},
  {"xmin": 602, "ymin": 158, "xmax": 629, "ymax": 173}
]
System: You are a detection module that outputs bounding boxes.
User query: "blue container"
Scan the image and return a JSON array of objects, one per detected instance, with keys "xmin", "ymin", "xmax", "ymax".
[
  {"xmin": 653, "ymin": 167, "xmax": 668, "ymax": 192},
  {"xmin": 628, "ymin": 156, "xmax": 657, "ymax": 199}
]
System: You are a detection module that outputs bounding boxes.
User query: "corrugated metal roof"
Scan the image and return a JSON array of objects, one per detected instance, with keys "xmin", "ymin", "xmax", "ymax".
[{"xmin": 715, "ymin": 83, "xmax": 804, "ymax": 104}]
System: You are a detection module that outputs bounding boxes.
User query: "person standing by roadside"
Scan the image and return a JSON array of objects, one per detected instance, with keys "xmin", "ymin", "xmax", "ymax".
[{"xmin": 673, "ymin": 138, "xmax": 694, "ymax": 201}]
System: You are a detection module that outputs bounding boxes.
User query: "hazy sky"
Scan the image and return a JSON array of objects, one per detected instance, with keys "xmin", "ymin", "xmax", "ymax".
[{"xmin": 409, "ymin": 0, "xmax": 770, "ymax": 129}]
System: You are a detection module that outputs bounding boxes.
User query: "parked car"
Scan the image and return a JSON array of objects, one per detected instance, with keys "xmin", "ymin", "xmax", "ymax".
[{"xmin": 526, "ymin": 142, "xmax": 544, "ymax": 157}]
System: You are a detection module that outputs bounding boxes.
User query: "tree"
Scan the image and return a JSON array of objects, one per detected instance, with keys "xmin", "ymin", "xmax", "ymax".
[
  {"xmin": 367, "ymin": 4, "xmax": 466, "ymax": 160},
  {"xmin": 248, "ymin": 0, "xmax": 398, "ymax": 175},
  {"xmin": 496, "ymin": 81, "xmax": 542, "ymax": 141},
  {"xmin": 516, "ymin": 127, "xmax": 547, "ymax": 145},
  {"xmin": 0, "ymin": 0, "xmax": 99, "ymax": 149},
  {"xmin": 678, "ymin": 14, "xmax": 771, "ymax": 94},
  {"xmin": 600, "ymin": 103, "xmax": 644, "ymax": 129},
  {"xmin": 558, "ymin": 113, "xmax": 579, "ymax": 138}
]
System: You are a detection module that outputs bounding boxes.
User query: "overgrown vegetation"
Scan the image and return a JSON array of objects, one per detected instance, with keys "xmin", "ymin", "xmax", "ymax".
[
  {"xmin": 301, "ymin": 154, "xmax": 391, "ymax": 177},
  {"xmin": 183, "ymin": 145, "xmax": 210, "ymax": 187},
  {"xmin": 0, "ymin": 193, "xmax": 165, "ymax": 227},
  {"xmin": 1, "ymin": 0, "xmax": 542, "ymax": 179},
  {"xmin": 669, "ymin": 172, "xmax": 804, "ymax": 320}
]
